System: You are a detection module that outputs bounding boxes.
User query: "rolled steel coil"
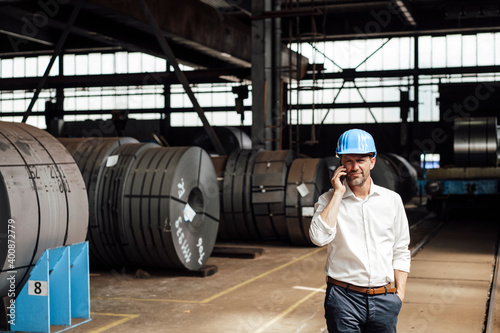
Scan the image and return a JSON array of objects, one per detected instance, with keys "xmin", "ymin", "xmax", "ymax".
[
  {"xmin": 285, "ymin": 158, "xmax": 330, "ymax": 246},
  {"xmin": 59, "ymin": 137, "xmax": 138, "ymax": 265},
  {"xmin": 252, "ymin": 150, "xmax": 295, "ymax": 240},
  {"xmin": 222, "ymin": 149, "xmax": 260, "ymax": 240},
  {"xmin": 370, "ymin": 154, "xmax": 398, "ymax": 192},
  {"xmin": 96, "ymin": 143, "xmax": 158, "ymax": 267},
  {"xmin": 384, "ymin": 153, "xmax": 418, "ymax": 204},
  {"xmin": 192, "ymin": 126, "xmax": 252, "ymax": 155},
  {"xmin": 454, "ymin": 117, "xmax": 498, "ymax": 167},
  {"xmin": 210, "ymin": 155, "xmax": 229, "ymax": 239},
  {"xmin": 0, "ymin": 122, "xmax": 88, "ymax": 297},
  {"xmin": 121, "ymin": 146, "xmax": 219, "ymax": 270},
  {"xmin": 89, "ymin": 143, "xmax": 219, "ymax": 270},
  {"xmin": 498, "ymin": 126, "xmax": 500, "ymax": 166}
]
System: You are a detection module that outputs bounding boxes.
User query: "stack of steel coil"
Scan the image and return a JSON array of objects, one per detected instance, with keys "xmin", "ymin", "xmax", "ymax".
[
  {"xmin": 215, "ymin": 149, "xmax": 331, "ymax": 245},
  {"xmin": 61, "ymin": 138, "xmax": 219, "ymax": 270}
]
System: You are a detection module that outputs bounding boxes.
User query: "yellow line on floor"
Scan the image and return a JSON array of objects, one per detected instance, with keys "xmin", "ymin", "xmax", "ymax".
[
  {"xmin": 254, "ymin": 284, "xmax": 327, "ymax": 333},
  {"xmin": 92, "ymin": 247, "xmax": 326, "ymax": 304},
  {"xmin": 92, "ymin": 296, "xmax": 202, "ymax": 303},
  {"xmin": 201, "ymin": 247, "xmax": 325, "ymax": 303},
  {"xmin": 88, "ymin": 313, "xmax": 140, "ymax": 333}
]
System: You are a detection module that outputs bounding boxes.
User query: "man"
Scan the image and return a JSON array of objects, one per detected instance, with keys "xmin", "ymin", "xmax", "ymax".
[{"xmin": 309, "ymin": 129, "xmax": 410, "ymax": 333}]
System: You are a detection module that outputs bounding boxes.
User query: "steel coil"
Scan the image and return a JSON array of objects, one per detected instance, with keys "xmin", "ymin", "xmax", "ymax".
[
  {"xmin": 498, "ymin": 126, "xmax": 500, "ymax": 166},
  {"xmin": 96, "ymin": 143, "xmax": 158, "ymax": 267},
  {"xmin": 122, "ymin": 146, "xmax": 219, "ymax": 270},
  {"xmin": 222, "ymin": 149, "xmax": 260, "ymax": 240},
  {"xmin": 88, "ymin": 143, "xmax": 219, "ymax": 270},
  {"xmin": 252, "ymin": 150, "xmax": 295, "ymax": 240},
  {"xmin": 61, "ymin": 138, "xmax": 219, "ymax": 270},
  {"xmin": 0, "ymin": 122, "xmax": 88, "ymax": 297},
  {"xmin": 454, "ymin": 117, "xmax": 498, "ymax": 167},
  {"xmin": 384, "ymin": 153, "xmax": 418, "ymax": 204},
  {"xmin": 370, "ymin": 154, "xmax": 397, "ymax": 192},
  {"xmin": 211, "ymin": 156, "xmax": 229, "ymax": 239},
  {"xmin": 285, "ymin": 158, "xmax": 330, "ymax": 246},
  {"xmin": 192, "ymin": 126, "xmax": 252, "ymax": 155},
  {"xmin": 59, "ymin": 137, "xmax": 138, "ymax": 265}
]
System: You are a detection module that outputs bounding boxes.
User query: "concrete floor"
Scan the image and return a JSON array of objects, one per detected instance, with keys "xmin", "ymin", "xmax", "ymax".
[
  {"xmin": 398, "ymin": 217, "xmax": 498, "ymax": 333},
  {"xmin": 72, "ymin": 244, "xmax": 329, "ymax": 333},
  {"xmin": 64, "ymin": 202, "xmax": 498, "ymax": 333}
]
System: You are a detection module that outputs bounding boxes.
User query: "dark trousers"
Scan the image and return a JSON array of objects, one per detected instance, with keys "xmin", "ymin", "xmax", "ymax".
[{"xmin": 324, "ymin": 283, "xmax": 402, "ymax": 333}]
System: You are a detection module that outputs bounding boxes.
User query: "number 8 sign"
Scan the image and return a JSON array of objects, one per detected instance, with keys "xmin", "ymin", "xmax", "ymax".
[{"xmin": 28, "ymin": 280, "xmax": 48, "ymax": 296}]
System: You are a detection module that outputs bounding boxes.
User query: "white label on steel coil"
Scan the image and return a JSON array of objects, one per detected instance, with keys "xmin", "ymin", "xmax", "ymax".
[
  {"xmin": 177, "ymin": 178, "xmax": 185, "ymax": 198},
  {"xmin": 196, "ymin": 237, "xmax": 205, "ymax": 265},
  {"xmin": 184, "ymin": 203, "xmax": 196, "ymax": 222},
  {"xmin": 296, "ymin": 183, "xmax": 309, "ymax": 197},
  {"xmin": 106, "ymin": 155, "xmax": 119, "ymax": 167},
  {"xmin": 302, "ymin": 207, "xmax": 315, "ymax": 217},
  {"xmin": 28, "ymin": 280, "xmax": 48, "ymax": 296}
]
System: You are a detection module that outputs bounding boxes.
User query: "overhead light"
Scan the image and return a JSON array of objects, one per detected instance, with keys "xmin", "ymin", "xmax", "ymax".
[{"xmin": 395, "ymin": 0, "xmax": 416, "ymax": 26}]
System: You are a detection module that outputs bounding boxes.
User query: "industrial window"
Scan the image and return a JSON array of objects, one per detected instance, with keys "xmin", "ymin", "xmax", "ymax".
[
  {"xmin": 289, "ymin": 32, "xmax": 500, "ymax": 125},
  {"xmin": 1, "ymin": 32, "xmax": 500, "ymax": 128}
]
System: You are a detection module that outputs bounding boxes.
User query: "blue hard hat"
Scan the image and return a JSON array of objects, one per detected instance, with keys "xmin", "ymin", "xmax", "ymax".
[{"xmin": 336, "ymin": 129, "xmax": 377, "ymax": 157}]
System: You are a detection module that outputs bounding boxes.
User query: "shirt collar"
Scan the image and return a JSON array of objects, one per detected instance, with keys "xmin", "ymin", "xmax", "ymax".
[{"xmin": 342, "ymin": 177, "xmax": 381, "ymax": 200}]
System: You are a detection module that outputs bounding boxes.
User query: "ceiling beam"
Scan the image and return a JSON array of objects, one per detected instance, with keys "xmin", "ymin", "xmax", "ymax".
[
  {"xmin": 0, "ymin": 68, "xmax": 251, "ymax": 90},
  {"xmin": 85, "ymin": 0, "xmax": 253, "ymax": 67},
  {"xmin": 302, "ymin": 65, "xmax": 500, "ymax": 80}
]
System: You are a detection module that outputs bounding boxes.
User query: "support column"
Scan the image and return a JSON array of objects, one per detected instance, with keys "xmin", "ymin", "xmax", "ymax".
[
  {"xmin": 252, "ymin": 0, "xmax": 282, "ymax": 150},
  {"xmin": 271, "ymin": 0, "xmax": 282, "ymax": 150},
  {"xmin": 413, "ymin": 35, "xmax": 419, "ymax": 122},
  {"xmin": 45, "ymin": 55, "xmax": 65, "ymax": 136},
  {"xmin": 411, "ymin": 35, "xmax": 420, "ymax": 165},
  {"xmin": 56, "ymin": 55, "xmax": 64, "ymax": 116},
  {"xmin": 252, "ymin": 0, "xmax": 268, "ymax": 150},
  {"xmin": 160, "ymin": 64, "xmax": 171, "ymax": 144},
  {"xmin": 400, "ymin": 90, "xmax": 410, "ymax": 158}
]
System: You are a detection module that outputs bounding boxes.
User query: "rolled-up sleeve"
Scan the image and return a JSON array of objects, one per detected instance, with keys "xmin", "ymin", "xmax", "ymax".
[
  {"xmin": 392, "ymin": 196, "xmax": 411, "ymax": 273},
  {"xmin": 309, "ymin": 189, "xmax": 337, "ymax": 247}
]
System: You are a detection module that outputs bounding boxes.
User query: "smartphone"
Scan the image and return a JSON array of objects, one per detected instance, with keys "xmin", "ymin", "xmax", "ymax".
[{"xmin": 339, "ymin": 165, "xmax": 346, "ymax": 182}]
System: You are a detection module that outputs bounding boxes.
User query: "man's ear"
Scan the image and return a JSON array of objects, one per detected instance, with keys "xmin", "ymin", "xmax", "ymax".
[{"xmin": 370, "ymin": 157, "xmax": 376, "ymax": 170}]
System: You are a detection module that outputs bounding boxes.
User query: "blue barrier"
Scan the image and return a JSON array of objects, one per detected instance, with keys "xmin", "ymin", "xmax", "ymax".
[{"xmin": 10, "ymin": 242, "xmax": 90, "ymax": 333}]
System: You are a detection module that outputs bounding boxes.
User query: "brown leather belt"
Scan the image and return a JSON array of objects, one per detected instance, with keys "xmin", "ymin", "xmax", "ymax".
[{"xmin": 327, "ymin": 277, "xmax": 397, "ymax": 295}]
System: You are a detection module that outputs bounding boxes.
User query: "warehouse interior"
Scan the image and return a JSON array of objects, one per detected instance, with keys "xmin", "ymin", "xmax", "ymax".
[{"xmin": 0, "ymin": 0, "xmax": 499, "ymax": 332}]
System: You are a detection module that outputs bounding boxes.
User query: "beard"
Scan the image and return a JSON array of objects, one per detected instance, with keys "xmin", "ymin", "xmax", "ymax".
[{"xmin": 347, "ymin": 171, "xmax": 368, "ymax": 187}]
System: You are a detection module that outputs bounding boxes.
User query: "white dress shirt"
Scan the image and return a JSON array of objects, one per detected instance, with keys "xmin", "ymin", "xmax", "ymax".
[{"xmin": 309, "ymin": 180, "xmax": 411, "ymax": 287}]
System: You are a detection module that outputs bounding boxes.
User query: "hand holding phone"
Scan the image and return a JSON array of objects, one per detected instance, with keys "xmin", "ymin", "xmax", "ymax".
[
  {"xmin": 331, "ymin": 165, "xmax": 347, "ymax": 192},
  {"xmin": 339, "ymin": 165, "xmax": 346, "ymax": 183}
]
